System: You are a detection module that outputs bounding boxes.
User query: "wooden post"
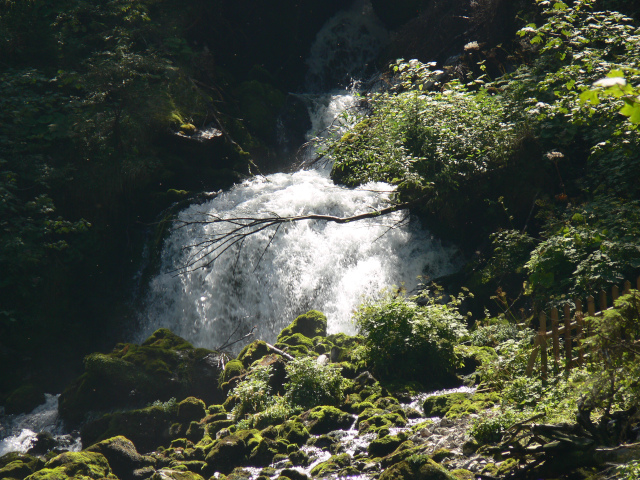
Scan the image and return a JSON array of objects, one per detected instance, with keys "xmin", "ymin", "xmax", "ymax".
[
  {"xmin": 612, "ymin": 285, "xmax": 619, "ymax": 303},
  {"xmin": 624, "ymin": 280, "xmax": 631, "ymax": 295},
  {"xmin": 540, "ymin": 312, "xmax": 547, "ymax": 380},
  {"xmin": 576, "ymin": 311, "xmax": 584, "ymax": 367},
  {"xmin": 599, "ymin": 290, "xmax": 607, "ymax": 312},
  {"xmin": 551, "ymin": 307, "xmax": 560, "ymax": 368},
  {"xmin": 587, "ymin": 295, "xmax": 596, "ymax": 339},
  {"xmin": 564, "ymin": 304, "xmax": 572, "ymax": 372}
]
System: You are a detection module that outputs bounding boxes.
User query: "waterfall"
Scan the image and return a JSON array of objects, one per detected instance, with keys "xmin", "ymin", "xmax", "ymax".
[{"xmin": 135, "ymin": 1, "xmax": 462, "ymax": 353}]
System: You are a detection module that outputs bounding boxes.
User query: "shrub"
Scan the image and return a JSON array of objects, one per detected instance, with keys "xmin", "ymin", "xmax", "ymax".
[
  {"xmin": 284, "ymin": 356, "xmax": 344, "ymax": 410},
  {"xmin": 353, "ymin": 287, "xmax": 469, "ymax": 385}
]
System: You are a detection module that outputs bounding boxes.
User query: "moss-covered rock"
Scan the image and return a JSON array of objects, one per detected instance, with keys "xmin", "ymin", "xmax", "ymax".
[
  {"xmin": 25, "ymin": 452, "xmax": 115, "ymax": 480},
  {"xmin": 277, "ymin": 311, "xmax": 327, "ymax": 341},
  {"xmin": 0, "ymin": 453, "xmax": 44, "ymax": 480},
  {"xmin": 202, "ymin": 429, "xmax": 262, "ymax": 475},
  {"xmin": 379, "ymin": 454, "xmax": 456, "ymax": 480},
  {"xmin": 3, "ymin": 385, "xmax": 45, "ymax": 415},
  {"xmin": 275, "ymin": 420, "xmax": 310, "ymax": 446},
  {"xmin": 81, "ymin": 403, "xmax": 178, "ymax": 453},
  {"xmin": 280, "ymin": 469, "xmax": 309, "ymax": 480},
  {"xmin": 444, "ymin": 392, "xmax": 500, "ymax": 418},
  {"xmin": 59, "ymin": 329, "xmax": 225, "ymax": 425},
  {"xmin": 85, "ymin": 436, "xmax": 153, "ymax": 480},
  {"xmin": 276, "ymin": 334, "xmax": 314, "ymax": 350},
  {"xmin": 309, "ymin": 453, "xmax": 351, "ymax": 477},
  {"xmin": 299, "ymin": 406, "xmax": 353, "ymax": 435},
  {"xmin": 422, "ymin": 393, "xmax": 471, "ymax": 418},
  {"xmin": 177, "ymin": 398, "xmax": 206, "ymax": 423},
  {"xmin": 236, "ymin": 341, "xmax": 270, "ymax": 369},
  {"xmin": 357, "ymin": 407, "xmax": 407, "ymax": 434},
  {"xmin": 219, "ymin": 360, "xmax": 246, "ymax": 387},
  {"xmin": 151, "ymin": 468, "xmax": 204, "ymax": 480},
  {"xmin": 368, "ymin": 435, "xmax": 406, "ymax": 458}
]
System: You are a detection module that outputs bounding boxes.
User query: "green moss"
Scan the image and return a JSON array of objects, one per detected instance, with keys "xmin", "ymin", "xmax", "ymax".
[
  {"xmin": 276, "ymin": 333, "xmax": 314, "ymax": 349},
  {"xmin": 277, "ymin": 311, "xmax": 327, "ymax": 340},
  {"xmin": 4, "ymin": 385, "xmax": 45, "ymax": 415},
  {"xmin": 236, "ymin": 341, "xmax": 270, "ymax": 369},
  {"xmin": 59, "ymin": 329, "xmax": 225, "ymax": 426},
  {"xmin": 422, "ymin": 392, "xmax": 471, "ymax": 418},
  {"xmin": 368, "ymin": 435, "xmax": 405, "ymax": 458},
  {"xmin": 445, "ymin": 392, "xmax": 500, "ymax": 419},
  {"xmin": 300, "ymin": 406, "xmax": 352, "ymax": 435},
  {"xmin": 357, "ymin": 407, "xmax": 406, "ymax": 434},
  {"xmin": 379, "ymin": 441, "xmax": 421, "ymax": 468},
  {"xmin": 151, "ymin": 468, "xmax": 204, "ymax": 480},
  {"xmin": 432, "ymin": 448, "xmax": 452, "ymax": 463},
  {"xmin": 177, "ymin": 397, "xmax": 206, "ymax": 422},
  {"xmin": 275, "ymin": 420, "xmax": 309, "ymax": 446},
  {"xmin": 203, "ymin": 429, "xmax": 261, "ymax": 475},
  {"xmin": 26, "ymin": 452, "xmax": 114, "ymax": 480},
  {"xmin": 219, "ymin": 360, "xmax": 246, "ymax": 386},
  {"xmin": 451, "ymin": 469, "xmax": 474, "ymax": 480},
  {"xmin": 309, "ymin": 453, "xmax": 351, "ymax": 477},
  {"xmin": 379, "ymin": 454, "xmax": 456, "ymax": 480},
  {"xmin": 179, "ymin": 124, "xmax": 197, "ymax": 136}
]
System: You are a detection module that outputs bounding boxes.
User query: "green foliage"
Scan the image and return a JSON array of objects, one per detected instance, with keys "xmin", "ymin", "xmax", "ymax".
[
  {"xmin": 284, "ymin": 356, "xmax": 344, "ymax": 410},
  {"xmin": 525, "ymin": 196, "xmax": 640, "ymax": 302},
  {"xmin": 229, "ymin": 364, "xmax": 274, "ymax": 423},
  {"xmin": 583, "ymin": 292, "xmax": 640, "ymax": 414},
  {"xmin": 469, "ymin": 411, "xmax": 519, "ymax": 445},
  {"xmin": 329, "ymin": 71, "xmax": 520, "ymax": 206},
  {"xmin": 616, "ymin": 460, "xmax": 640, "ymax": 480},
  {"xmin": 469, "ymin": 322, "xmax": 521, "ymax": 347},
  {"xmin": 353, "ymin": 286, "xmax": 469, "ymax": 384}
]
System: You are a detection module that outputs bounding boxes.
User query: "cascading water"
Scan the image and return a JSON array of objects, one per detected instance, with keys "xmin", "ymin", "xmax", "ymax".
[{"xmin": 136, "ymin": 0, "xmax": 462, "ymax": 353}]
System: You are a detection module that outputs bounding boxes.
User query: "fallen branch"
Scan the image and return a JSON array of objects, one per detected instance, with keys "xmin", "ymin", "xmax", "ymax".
[{"xmin": 174, "ymin": 193, "xmax": 430, "ymax": 273}]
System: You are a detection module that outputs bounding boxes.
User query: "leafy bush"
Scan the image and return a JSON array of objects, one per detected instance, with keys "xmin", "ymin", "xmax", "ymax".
[
  {"xmin": 583, "ymin": 291, "xmax": 640, "ymax": 414},
  {"xmin": 353, "ymin": 287, "xmax": 469, "ymax": 385},
  {"xmin": 469, "ymin": 411, "xmax": 519, "ymax": 445},
  {"xmin": 285, "ymin": 356, "xmax": 344, "ymax": 411},
  {"xmin": 469, "ymin": 323, "xmax": 521, "ymax": 347},
  {"xmin": 229, "ymin": 364, "xmax": 274, "ymax": 422}
]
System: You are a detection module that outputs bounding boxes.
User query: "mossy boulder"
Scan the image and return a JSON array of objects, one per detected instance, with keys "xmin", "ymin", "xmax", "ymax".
[
  {"xmin": 357, "ymin": 407, "xmax": 407, "ymax": 434},
  {"xmin": 81, "ymin": 403, "xmax": 178, "ymax": 453},
  {"xmin": 309, "ymin": 453, "xmax": 351, "ymax": 477},
  {"xmin": 275, "ymin": 334, "xmax": 314, "ymax": 350},
  {"xmin": 219, "ymin": 360, "xmax": 246, "ymax": 387},
  {"xmin": 59, "ymin": 329, "xmax": 225, "ymax": 425},
  {"xmin": 275, "ymin": 420, "xmax": 310, "ymax": 446},
  {"xmin": 236, "ymin": 341, "xmax": 270, "ymax": 369},
  {"xmin": 151, "ymin": 468, "xmax": 204, "ymax": 480},
  {"xmin": 379, "ymin": 454, "xmax": 456, "ymax": 480},
  {"xmin": 202, "ymin": 429, "xmax": 263, "ymax": 475},
  {"xmin": 25, "ymin": 452, "xmax": 115, "ymax": 480},
  {"xmin": 0, "ymin": 454, "xmax": 44, "ymax": 480},
  {"xmin": 177, "ymin": 398, "xmax": 206, "ymax": 423},
  {"xmin": 299, "ymin": 406, "xmax": 352, "ymax": 435},
  {"xmin": 85, "ymin": 436, "xmax": 153, "ymax": 480},
  {"xmin": 368, "ymin": 435, "xmax": 405, "ymax": 458},
  {"xmin": 444, "ymin": 392, "xmax": 500, "ymax": 419},
  {"xmin": 422, "ymin": 393, "xmax": 471, "ymax": 418},
  {"xmin": 3, "ymin": 385, "xmax": 45, "ymax": 415},
  {"xmin": 277, "ymin": 311, "xmax": 327, "ymax": 341}
]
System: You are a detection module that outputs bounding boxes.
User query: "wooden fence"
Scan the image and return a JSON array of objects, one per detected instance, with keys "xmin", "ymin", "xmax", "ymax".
[{"xmin": 526, "ymin": 276, "xmax": 640, "ymax": 378}]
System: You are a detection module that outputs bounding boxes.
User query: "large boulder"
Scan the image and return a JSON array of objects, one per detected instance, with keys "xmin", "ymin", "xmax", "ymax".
[
  {"xmin": 24, "ymin": 452, "xmax": 115, "ymax": 480},
  {"xmin": 59, "ymin": 329, "xmax": 225, "ymax": 425},
  {"xmin": 277, "ymin": 311, "xmax": 327, "ymax": 341},
  {"xmin": 85, "ymin": 436, "xmax": 154, "ymax": 480}
]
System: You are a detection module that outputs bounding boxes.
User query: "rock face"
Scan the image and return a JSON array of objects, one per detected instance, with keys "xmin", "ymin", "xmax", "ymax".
[{"xmin": 58, "ymin": 329, "xmax": 225, "ymax": 425}]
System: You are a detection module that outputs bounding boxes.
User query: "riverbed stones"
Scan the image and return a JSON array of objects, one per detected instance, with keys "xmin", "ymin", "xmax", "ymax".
[
  {"xmin": 299, "ymin": 406, "xmax": 353, "ymax": 434},
  {"xmin": 25, "ymin": 452, "xmax": 115, "ymax": 480}
]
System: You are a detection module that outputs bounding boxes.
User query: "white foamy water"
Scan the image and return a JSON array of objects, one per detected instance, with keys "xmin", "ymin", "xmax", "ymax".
[
  {"xmin": 137, "ymin": 167, "xmax": 460, "ymax": 352},
  {"xmin": 135, "ymin": 0, "xmax": 461, "ymax": 353},
  {"xmin": 0, "ymin": 394, "xmax": 81, "ymax": 456}
]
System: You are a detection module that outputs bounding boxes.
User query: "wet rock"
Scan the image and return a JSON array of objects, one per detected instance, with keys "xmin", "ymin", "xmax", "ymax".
[
  {"xmin": 309, "ymin": 453, "xmax": 351, "ymax": 477},
  {"xmin": 151, "ymin": 468, "xmax": 204, "ymax": 480},
  {"xmin": 27, "ymin": 432, "xmax": 58, "ymax": 456},
  {"xmin": 59, "ymin": 329, "xmax": 225, "ymax": 425},
  {"xmin": 0, "ymin": 453, "xmax": 44, "ymax": 480},
  {"xmin": 25, "ymin": 451, "xmax": 114, "ymax": 480},
  {"xmin": 85, "ymin": 436, "xmax": 154, "ymax": 480},
  {"xmin": 368, "ymin": 434, "xmax": 406, "ymax": 458},
  {"xmin": 379, "ymin": 453, "xmax": 456, "ymax": 480},
  {"xmin": 300, "ymin": 406, "xmax": 353, "ymax": 435},
  {"xmin": 4, "ymin": 385, "xmax": 45, "ymax": 415},
  {"xmin": 278, "ymin": 311, "xmax": 327, "ymax": 340}
]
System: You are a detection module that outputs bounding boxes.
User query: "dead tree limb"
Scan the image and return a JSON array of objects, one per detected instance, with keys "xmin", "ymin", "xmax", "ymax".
[{"xmin": 173, "ymin": 193, "xmax": 430, "ymax": 274}]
